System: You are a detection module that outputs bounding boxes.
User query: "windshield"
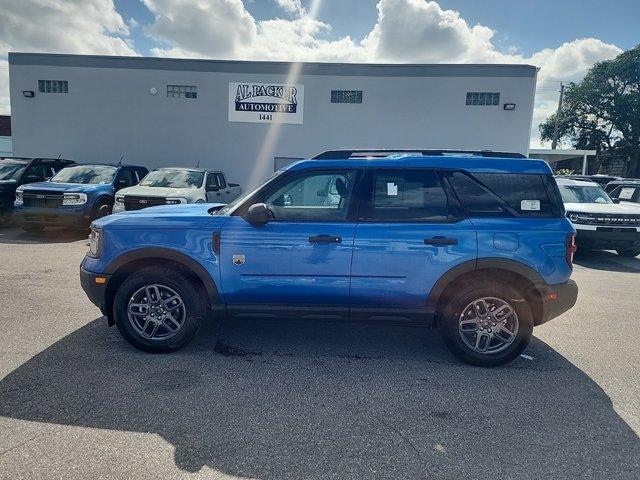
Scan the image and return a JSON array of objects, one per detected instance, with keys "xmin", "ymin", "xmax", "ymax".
[
  {"xmin": 0, "ymin": 162, "xmax": 27, "ymax": 181},
  {"xmin": 559, "ymin": 184, "xmax": 613, "ymax": 204},
  {"xmin": 50, "ymin": 165, "xmax": 118, "ymax": 185},
  {"xmin": 214, "ymin": 170, "xmax": 285, "ymax": 215},
  {"xmin": 139, "ymin": 169, "xmax": 204, "ymax": 189}
]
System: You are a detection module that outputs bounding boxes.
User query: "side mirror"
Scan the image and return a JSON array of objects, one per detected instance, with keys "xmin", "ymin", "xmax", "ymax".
[
  {"xmin": 246, "ymin": 203, "xmax": 270, "ymax": 225},
  {"xmin": 206, "ymin": 184, "xmax": 220, "ymax": 192},
  {"xmin": 25, "ymin": 175, "xmax": 41, "ymax": 183},
  {"xmin": 612, "ymin": 198, "xmax": 621, "ymax": 204}
]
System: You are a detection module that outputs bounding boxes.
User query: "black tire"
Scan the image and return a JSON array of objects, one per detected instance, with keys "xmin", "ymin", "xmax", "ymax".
[
  {"xmin": 440, "ymin": 281, "xmax": 533, "ymax": 367},
  {"xmin": 616, "ymin": 248, "xmax": 640, "ymax": 258},
  {"xmin": 0, "ymin": 211, "xmax": 13, "ymax": 228},
  {"xmin": 114, "ymin": 266, "xmax": 203, "ymax": 353},
  {"xmin": 22, "ymin": 224, "xmax": 45, "ymax": 233},
  {"xmin": 92, "ymin": 199, "xmax": 112, "ymax": 221}
]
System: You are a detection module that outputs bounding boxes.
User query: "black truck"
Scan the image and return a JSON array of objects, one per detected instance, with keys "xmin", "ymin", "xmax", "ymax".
[{"xmin": 0, "ymin": 157, "xmax": 76, "ymax": 226}]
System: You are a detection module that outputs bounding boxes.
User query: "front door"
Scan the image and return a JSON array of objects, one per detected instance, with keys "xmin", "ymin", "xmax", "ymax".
[
  {"xmin": 220, "ymin": 169, "xmax": 358, "ymax": 319},
  {"xmin": 350, "ymin": 168, "xmax": 477, "ymax": 321}
]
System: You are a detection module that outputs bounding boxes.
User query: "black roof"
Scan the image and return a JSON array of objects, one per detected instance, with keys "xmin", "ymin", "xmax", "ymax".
[
  {"xmin": 152, "ymin": 167, "xmax": 206, "ymax": 173},
  {"xmin": 312, "ymin": 149, "xmax": 527, "ymax": 159}
]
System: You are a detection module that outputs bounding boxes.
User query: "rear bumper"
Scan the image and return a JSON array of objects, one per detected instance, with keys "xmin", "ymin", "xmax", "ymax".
[
  {"xmin": 575, "ymin": 227, "xmax": 640, "ymax": 250},
  {"xmin": 80, "ymin": 267, "xmax": 110, "ymax": 316},
  {"xmin": 536, "ymin": 280, "xmax": 578, "ymax": 325},
  {"xmin": 15, "ymin": 206, "xmax": 92, "ymax": 227}
]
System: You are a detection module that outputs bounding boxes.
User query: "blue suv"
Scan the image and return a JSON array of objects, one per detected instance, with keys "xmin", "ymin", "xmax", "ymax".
[
  {"xmin": 80, "ymin": 150, "xmax": 578, "ymax": 367},
  {"xmin": 15, "ymin": 163, "xmax": 148, "ymax": 231}
]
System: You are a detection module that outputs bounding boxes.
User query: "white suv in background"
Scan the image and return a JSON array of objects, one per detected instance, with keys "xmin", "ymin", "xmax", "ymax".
[
  {"xmin": 557, "ymin": 177, "xmax": 640, "ymax": 257},
  {"xmin": 113, "ymin": 168, "xmax": 241, "ymax": 212}
]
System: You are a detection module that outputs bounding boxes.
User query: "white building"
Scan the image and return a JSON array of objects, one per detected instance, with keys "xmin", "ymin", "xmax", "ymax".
[{"xmin": 9, "ymin": 53, "xmax": 537, "ymax": 188}]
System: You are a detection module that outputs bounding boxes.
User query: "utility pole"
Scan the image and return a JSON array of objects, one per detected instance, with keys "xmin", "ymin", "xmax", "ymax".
[{"xmin": 551, "ymin": 82, "xmax": 565, "ymax": 149}]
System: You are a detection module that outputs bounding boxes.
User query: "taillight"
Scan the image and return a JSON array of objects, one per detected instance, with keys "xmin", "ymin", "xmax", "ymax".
[{"xmin": 566, "ymin": 234, "xmax": 577, "ymax": 266}]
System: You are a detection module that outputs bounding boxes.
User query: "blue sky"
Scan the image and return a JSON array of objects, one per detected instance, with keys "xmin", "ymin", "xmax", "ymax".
[
  {"xmin": 1, "ymin": 0, "xmax": 638, "ymax": 145},
  {"xmin": 115, "ymin": 0, "xmax": 639, "ymax": 58}
]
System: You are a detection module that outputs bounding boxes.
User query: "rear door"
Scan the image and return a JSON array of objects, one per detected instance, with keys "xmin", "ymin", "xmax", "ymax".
[{"xmin": 350, "ymin": 168, "xmax": 477, "ymax": 321}]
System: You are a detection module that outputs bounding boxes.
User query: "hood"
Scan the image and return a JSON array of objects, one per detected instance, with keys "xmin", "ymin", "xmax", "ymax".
[
  {"xmin": 94, "ymin": 203, "xmax": 227, "ymax": 230},
  {"xmin": 20, "ymin": 181, "xmax": 110, "ymax": 193},
  {"xmin": 564, "ymin": 202, "xmax": 640, "ymax": 215},
  {"xmin": 117, "ymin": 185, "xmax": 202, "ymax": 198}
]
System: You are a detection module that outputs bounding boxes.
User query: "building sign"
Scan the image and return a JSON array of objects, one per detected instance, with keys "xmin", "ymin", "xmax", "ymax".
[{"xmin": 228, "ymin": 82, "xmax": 304, "ymax": 124}]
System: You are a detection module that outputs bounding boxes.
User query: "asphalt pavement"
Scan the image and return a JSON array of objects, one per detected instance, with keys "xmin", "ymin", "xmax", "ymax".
[{"xmin": 0, "ymin": 226, "xmax": 639, "ymax": 480}]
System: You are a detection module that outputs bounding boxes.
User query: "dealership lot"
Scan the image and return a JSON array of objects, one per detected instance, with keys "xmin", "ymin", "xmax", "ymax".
[{"xmin": 0, "ymin": 227, "xmax": 639, "ymax": 479}]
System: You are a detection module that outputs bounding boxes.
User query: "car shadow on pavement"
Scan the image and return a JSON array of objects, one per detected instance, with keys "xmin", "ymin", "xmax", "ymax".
[
  {"xmin": 1, "ymin": 317, "xmax": 639, "ymax": 479},
  {"xmin": 0, "ymin": 226, "xmax": 88, "ymax": 244},
  {"xmin": 574, "ymin": 249, "xmax": 640, "ymax": 273}
]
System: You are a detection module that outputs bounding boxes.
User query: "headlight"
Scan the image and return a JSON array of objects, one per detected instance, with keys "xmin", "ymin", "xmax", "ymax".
[
  {"xmin": 63, "ymin": 192, "xmax": 87, "ymax": 206},
  {"xmin": 166, "ymin": 197, "xmax": 187, "ymax": 205},
  {"xmin": 88, "ymin": 227, "xmax": 102, "ymax": 258},
  {"xmin": 14, "ymin": 192, "xmax": 23, "ymax": 207},
  {"xmin": 566, "ymin": 212, "xmax": 593, "ymax": 224},
  {"xmin": 113, "ymin": 195, "xmax": 125, "ymax": 212}
]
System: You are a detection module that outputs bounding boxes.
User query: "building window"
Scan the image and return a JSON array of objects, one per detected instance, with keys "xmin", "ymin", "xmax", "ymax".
[
  {"xmin": 38, "ymin": 80, "xmax": 68, "ymax": 94},
  {"xmin": 167, "ymin": 85, "xmax": 197, "ymax": 99},
  {"xmin": 331, "ymin": 90, "xmax": 363, "ymax": 104},
  {"xmin": 466, "ymin": 92, "xmax": 500, "ymax": 106}
]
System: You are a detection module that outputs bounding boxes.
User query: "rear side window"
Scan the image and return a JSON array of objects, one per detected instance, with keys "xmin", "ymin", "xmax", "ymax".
[
  {"xmin": 360, "ymin": 169, "xmax": 452, "ymax": 222},
  {"xmin": 447, "ymin": 171, "xmax": 561, "ymax": 218}
]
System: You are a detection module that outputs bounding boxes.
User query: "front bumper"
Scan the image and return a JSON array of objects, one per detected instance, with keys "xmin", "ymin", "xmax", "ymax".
[
  {"xmin": 80, "ymin": 267, "xmax": 111, "ymax": 316},
  {"xmin": 14, "ymin": 206, "xmax": 92, "ymax": 227},
  {"xmin": 574, "ymin": 225, "xmax": 640, "ymax": 250},
  {"xmin": 536, "ymin": 280, "xmax": 578, "ymax": 325}
]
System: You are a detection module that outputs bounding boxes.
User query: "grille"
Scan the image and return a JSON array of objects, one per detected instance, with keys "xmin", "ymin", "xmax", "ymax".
[
  {"xmin": 23, "ymin": 191, "xmax": 63, "ymax": 208},
  {"xmin": 586, "ymin": 214, "xmax": 640, "ymax": 226},
  {"xmin": 123, "ymin": 195, "xmax": 166, "ymax": 211}
]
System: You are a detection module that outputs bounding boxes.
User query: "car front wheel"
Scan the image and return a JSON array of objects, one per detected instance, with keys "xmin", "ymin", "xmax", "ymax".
[
  {"xmin": 616, "ymin": 248, "xmax": 640, "ymax": 258},
  {"xmin": 113, "ymin": 266, "xmax": 203, "ymax": 352},
  {"xmin": 440, "ymin": 281, "xmax": 533, "ymax": 367}
]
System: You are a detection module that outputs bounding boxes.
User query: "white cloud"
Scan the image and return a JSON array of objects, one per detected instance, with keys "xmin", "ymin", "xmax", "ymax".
[
  {"xmin": 143, "ymin": 0, "xmax": 257, "ymax": 59},
  {"xmin": 0, "ymin": 60, "xmax": 9, "ymax": 115},
  {"xmin": 0, "ymin": 0, "xmax": 623, "ymax": 144},
  {"xmin": 0, "ymin": 0, "xmax": 136, "ymax": 56},
  {"xmin": 275, "ymin": 0, "xmax": 306, "ymax": 17}
]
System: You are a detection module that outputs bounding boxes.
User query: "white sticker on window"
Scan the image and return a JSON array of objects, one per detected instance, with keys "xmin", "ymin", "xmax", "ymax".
[
  {"xmin": 387, "ymin": 182, "xmax": 398, "ymax": 196},
  {"xmin": 521, "ymin": 199, "xmax": 540, "ymax": 211},
  {"xmin": 619, "ymin": 187, "xmax": 636, "ymax": 200}
]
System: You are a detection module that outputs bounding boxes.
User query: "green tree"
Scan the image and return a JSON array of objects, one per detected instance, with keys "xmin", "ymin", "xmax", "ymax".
[{"xmin": 540, "ymin": 45, "xmax": 640, "ymax": 176}]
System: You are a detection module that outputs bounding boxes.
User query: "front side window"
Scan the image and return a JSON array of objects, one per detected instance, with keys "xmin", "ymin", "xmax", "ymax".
[
  {"xmin": 361, "ymin": 169, "xmax": 451, "ymax": 222},
  {"xmin": 50, "ymin": 165, "xmax": 117, "ymax": 184},
  {"xmin": 139, "ymin": 169, "xmax": 204, "ymax": 189},
  {"xmin": 263, "ymin": 170, "xmax": 355, "ymax": 222},
  {"xmin": 559, "ymin": 184, "xmax": 613, "ymax": 204}
]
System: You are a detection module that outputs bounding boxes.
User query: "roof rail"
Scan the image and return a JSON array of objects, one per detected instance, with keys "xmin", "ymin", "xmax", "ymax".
[{"xmin": 311, "ymin": 149, "xmax": 527, "ymax": 159}]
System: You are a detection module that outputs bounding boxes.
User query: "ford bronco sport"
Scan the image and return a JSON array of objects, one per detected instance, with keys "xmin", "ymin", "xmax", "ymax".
[{"xmin": 80, "ymin": 150, "xmax": 578, "ymax": 367}]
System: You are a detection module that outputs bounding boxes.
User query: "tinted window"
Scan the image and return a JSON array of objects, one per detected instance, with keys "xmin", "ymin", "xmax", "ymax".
[
  {"xmin": 264, "ymin": 170, "xmax": 354, "ymax": 222},
  {"xmin": 474, "ymin": 173, "xmax": 553, "ymax": 217},
  {"xmin": 446, "ymin": 171, "xmax": 505, "ymax": 216},
  {"xmin": 610, "ymin": 185, "xmax": 639, "ymax": 202},
  {"xmin": 361, "ymin": 169, "xmax": 451, "ymax": 222},
  {"xmin": 116, "ymin": 169, "xmax": 136, "ymax": 188}
]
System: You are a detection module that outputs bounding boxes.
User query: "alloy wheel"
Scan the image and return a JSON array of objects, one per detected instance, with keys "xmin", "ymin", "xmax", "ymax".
[
  {"xmin": 458, "ymin": 296, "xmax": 519, "ymax": 355},
  {"xmin": 127, "ymin": 284, "xmax": 186, "ymax": 341}
]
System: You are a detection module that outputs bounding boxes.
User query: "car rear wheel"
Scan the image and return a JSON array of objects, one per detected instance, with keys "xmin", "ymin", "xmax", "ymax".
[
  {"xmin": 114, "ymin": 266, "xmax": 203, "ymax": 352},
  {"xmin": 440, "ymin": 281, "xmax": 533, "ymax": 367},
  {"xmin": 616, "ymin": 248, "xmax": 640, "ymax": 258}
]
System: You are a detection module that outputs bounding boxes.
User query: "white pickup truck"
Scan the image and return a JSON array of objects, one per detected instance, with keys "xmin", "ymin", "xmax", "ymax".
[{"xmin": 113, "ymin": 167, "xmax": 241, "ymax": 212}]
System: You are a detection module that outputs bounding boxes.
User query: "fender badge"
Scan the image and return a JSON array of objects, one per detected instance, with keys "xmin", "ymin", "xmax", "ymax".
[{"xmin": 232, "ymin": 254, "xmax": 245, "ymax": 266}]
